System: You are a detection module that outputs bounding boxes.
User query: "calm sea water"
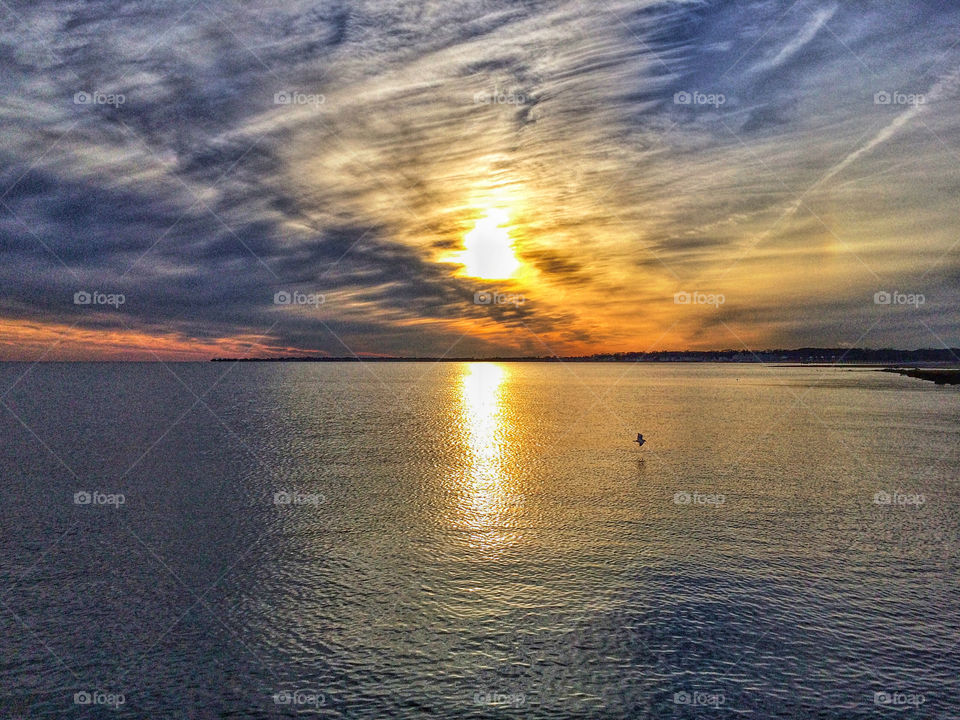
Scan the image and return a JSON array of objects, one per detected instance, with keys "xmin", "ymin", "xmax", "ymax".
[{"xmin": 0, "ymin": 362, "xmax": 957, "ymax": 718}]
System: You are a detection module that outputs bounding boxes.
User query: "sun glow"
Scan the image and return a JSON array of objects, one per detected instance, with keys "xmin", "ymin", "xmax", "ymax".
[{"xmin": 455, "ymin": 210, "xmax": 521, "ymax": 279}]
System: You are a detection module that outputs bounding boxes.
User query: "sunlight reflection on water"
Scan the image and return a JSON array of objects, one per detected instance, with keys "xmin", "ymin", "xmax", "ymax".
[
  {"xmin": 452, "ymin": 363, "xmax": 525, "ymax": 552},
  {"xmin": 1, "ymin": 363, "xmax": 958, "ymax": 718}
]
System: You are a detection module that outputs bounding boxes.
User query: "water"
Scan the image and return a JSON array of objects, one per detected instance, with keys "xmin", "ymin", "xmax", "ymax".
[{"xmin": 0, "ymin": 362, "xmax": 957, "ymax": 718}]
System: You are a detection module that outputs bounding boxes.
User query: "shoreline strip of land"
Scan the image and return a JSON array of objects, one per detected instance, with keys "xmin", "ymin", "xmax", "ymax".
[
  {"xmin": 209, "ymin": 348, "xmax": 960, "ymax": 365},
  {"xmin": 882, "ymin": 368, "xmax": 960, "ymax": 385}
]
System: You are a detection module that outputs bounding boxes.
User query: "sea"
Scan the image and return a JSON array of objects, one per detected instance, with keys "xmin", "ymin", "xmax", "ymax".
[{"xmin": 0, "ymin": 362, "xmax": 957, "ymax": 718}]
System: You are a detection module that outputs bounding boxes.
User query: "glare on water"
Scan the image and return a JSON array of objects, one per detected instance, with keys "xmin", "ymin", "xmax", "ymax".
[
  {"xmin": 451, "ymin": 363, "xmax": 524, "ymax": 551},
  {"xmin": 1, "ymin": 362, "xmax": 958, "ymax": 718}
]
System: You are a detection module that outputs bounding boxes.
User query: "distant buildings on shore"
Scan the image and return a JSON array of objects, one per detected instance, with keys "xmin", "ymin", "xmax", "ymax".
[{"xmin": 212, "ymin": 348, "xmax": 960, "ymax": 364}]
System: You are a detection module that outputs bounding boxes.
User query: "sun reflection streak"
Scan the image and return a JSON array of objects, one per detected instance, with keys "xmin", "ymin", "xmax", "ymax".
[{"xmin": 453, "ymin": 363, "xmax": 523, "ymax": 551}]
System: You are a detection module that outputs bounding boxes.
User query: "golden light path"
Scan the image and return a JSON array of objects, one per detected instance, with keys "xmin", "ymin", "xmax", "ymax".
[{"xmin": 453, "ymin": 362, "xmax": 523, "ymax": 551}]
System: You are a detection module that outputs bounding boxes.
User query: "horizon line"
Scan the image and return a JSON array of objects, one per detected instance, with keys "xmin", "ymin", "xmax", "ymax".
[{"xmin": 5, "ymin": 347, "xmax": 958, "ymax": 363}]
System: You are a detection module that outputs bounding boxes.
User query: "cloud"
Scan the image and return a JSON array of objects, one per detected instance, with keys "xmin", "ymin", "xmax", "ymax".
[
  {"xmin": 1, "ymin": 0, "xmax": 959, "ymax": 358},
  {"xmin": 750, "ymin": 4, "xmax": 838, "ymax": 75},
  {"xmin": 814, "ymin": 66, "xmax": 960, "ymax": 190}
]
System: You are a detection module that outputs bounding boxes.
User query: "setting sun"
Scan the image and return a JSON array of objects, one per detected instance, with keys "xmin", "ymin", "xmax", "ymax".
[{"xmin": 455, "ymin": 210, "xmax": 521, "ymax": 279}]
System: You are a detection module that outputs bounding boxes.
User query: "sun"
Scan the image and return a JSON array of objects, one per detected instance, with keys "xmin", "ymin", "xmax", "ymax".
[{"xmin": 455, "ymin": 210, "xmax": 521, "ymax": 279}]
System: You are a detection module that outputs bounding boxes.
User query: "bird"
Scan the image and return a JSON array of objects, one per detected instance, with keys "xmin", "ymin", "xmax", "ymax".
[{"xmin": 634, "ymin": 433, "xmax": 645, "ymax": 447}]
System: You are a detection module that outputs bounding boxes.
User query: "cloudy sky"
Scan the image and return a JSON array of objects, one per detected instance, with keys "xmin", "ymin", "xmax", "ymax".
[{"xmin": 1, "ymin": 0, "xmax": 958, "ymax": 359}]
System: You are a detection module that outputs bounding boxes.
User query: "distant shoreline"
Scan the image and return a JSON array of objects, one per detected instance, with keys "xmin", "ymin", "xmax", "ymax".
[
  {"xmin": 209, "ymin": 348, "xmax": 960, "ymax": 365},
  {"xmin": 882, "ymin": 368, "xmax": 960, "ymax": 385},
  {"xmin": 205, "ymin": 358, "xmax": 960, "ymax": 366},
  {"xmin": 4, "ymin": 350, "xmax": 957, "ymax": 365}
]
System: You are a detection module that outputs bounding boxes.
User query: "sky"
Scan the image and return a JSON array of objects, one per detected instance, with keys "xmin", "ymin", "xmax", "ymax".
[{"xmin": 1, "ymin": 0, "xmax": 958, "ymax": 359}]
